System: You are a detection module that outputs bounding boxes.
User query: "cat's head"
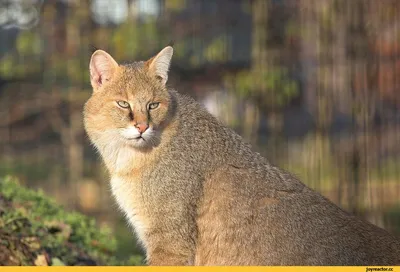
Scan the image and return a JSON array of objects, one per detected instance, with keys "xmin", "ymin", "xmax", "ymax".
[{"xmin": 84, "ymin": 46, "xmax": 175, "ymax": 151}]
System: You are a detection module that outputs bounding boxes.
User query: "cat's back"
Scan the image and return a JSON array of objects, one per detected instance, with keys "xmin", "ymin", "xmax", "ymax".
[{"xmin": 196, "ymin": 161, "xmax": 400, "ymax": 265}]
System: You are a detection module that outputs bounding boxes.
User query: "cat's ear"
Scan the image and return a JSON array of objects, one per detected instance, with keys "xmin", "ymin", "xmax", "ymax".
[
  {"xmin": 145, "ymin": 46, "xmax": 173, "ymax": 85},
  {"xmin": 89, "ymin": 50, "xmax": 119, "ymax": 91}
]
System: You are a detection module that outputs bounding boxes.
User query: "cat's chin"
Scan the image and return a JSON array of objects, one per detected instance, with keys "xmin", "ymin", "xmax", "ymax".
[
  {"xmin": 119, "ymin": 127, "xmax": 160, "ymax": 150},
  {"xmin": 123, "ymin": 136, "xmax": 157, "ymax": 150},
  {"xmin": 128, "ymin": 137, "xmax": 147, "ymax": 147}
]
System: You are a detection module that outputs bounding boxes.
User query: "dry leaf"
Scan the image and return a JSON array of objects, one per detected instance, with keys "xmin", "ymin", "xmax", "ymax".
[{"xmin": 34, "ymin": 254, "xmax": 48, "ymax": 266}]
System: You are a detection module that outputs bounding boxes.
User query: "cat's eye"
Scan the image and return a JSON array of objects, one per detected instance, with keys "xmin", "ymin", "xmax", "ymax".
[
  {"xmin": 149, "ymin": 102, "xmax": 160, "ymax": 110},
  {"xmin": 117, "ymin": 101, "xmax": 130, "ymax": 108}
]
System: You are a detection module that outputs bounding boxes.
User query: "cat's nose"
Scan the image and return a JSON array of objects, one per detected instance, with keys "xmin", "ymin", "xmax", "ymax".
[{"xmin": 135, "ymin": 123, "xmax": 149, "ymax": 134}]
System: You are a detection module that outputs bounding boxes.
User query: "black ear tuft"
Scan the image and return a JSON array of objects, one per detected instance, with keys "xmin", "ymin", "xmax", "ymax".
[
  {"xmin": 167, "ymin": 40, "xmax": 174, "ymax": 47},
  {"xmin": 90, "ymin": 45, "xmax": 99, "ymax": 55}
]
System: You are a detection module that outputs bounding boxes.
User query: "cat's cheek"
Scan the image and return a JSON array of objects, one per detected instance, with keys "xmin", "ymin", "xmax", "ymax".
[{"xmin": 152, "ymin": 110, "xmax": 168, "ymax": 125}]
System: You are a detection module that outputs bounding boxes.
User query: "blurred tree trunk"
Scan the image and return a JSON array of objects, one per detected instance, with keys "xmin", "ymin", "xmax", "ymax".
[
  {"xmin": 249, "ymin": 0, "xmax": 269, "ymax": 143},
  {"xmin": 332, "ymin": 1, "xmax": 351, "ymax": 116},
  {"xmin": 299, "ymin": 0, "xmax": 320, "ymax": 120},
  {"xmin": 65, "ymin": 3, "xmax": 85, "ymax": 209},
  {"xmin": 67, "ymin": 90, "xmax": 84, "ymax": 210},
  {"xmin": 348, "ymin": 0, "xmax": 380, "ymax": 215},
  {"xmin": 330, "ymin": 1, "xmax": 353, "ymax": 210},
  {"xmin": 42, "ymin": 1, "xmax": 86, "ymax": 209},
  {"xmin": 251, "ymin": 0, "xmax": 268, "ymax": 74}
]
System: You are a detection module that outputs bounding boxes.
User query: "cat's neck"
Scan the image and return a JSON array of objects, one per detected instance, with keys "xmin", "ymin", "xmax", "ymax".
[{"xmin": 100, "ymin": 144, "xmax": 145, "ymax": 175}]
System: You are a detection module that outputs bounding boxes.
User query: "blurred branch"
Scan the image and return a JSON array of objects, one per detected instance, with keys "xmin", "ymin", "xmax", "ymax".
[
  {"xmin": 0, "ymin": 91, "xmax": 62, "ymax": 127},
  {"xmin": 0, "ymin": 117, "xmax": 49, "ymax": 144}
]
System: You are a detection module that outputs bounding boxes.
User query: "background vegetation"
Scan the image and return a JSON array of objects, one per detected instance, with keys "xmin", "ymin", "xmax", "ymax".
[
  {"xmin": 0, "ymin": 176, "xmax": 142, "ymax": 265},
  {"xmin": 0, "ymin": 0, "xmax": 399, "ymax": 264}
]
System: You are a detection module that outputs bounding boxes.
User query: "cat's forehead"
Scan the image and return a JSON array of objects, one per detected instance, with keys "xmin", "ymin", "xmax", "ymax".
[
  {"xmin": 120, "ymin": 61, "xmax": 147, "ymax": 78},
  {"xmin": 113, "ymin": 62, "xmax": 160, "ymax": 97}
]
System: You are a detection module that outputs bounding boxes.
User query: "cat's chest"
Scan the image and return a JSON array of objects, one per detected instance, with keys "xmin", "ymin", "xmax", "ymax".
[{"xmin": 110, "ymin": 176, "xmax": 148, "ymax": 246}]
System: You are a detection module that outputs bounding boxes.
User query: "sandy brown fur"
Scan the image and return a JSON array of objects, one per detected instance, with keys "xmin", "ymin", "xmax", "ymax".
[{"xmin": 84, "ymin": 47, "xmax": 400, "ymax": 266}]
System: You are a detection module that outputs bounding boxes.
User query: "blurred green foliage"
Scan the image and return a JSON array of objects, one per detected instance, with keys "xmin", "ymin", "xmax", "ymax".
[
  {"xmin": 225, "ymin": 68, "xmax": 298, "ymax": 109},
  {"xmin": 0, "ymin": 160, "xmax": 54, "ymax": 182},
  {"xmin": 16, "ymin": 31, "xmax": 42, "ymax": 56},
  {"xmin": 204, "ymin": 36, "xmax": 228, "ymax": 63},
  {"xmin": 0, "ymin": 176, "xmax": 143, "ymax": 265}
]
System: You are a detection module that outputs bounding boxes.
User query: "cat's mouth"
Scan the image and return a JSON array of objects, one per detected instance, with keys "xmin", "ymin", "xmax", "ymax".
[
  {"xmin": 127, "ymin": 136, "xmax": 145, "ymax": 141},
  {"xmin": 119, "ymin": 127, "xmax": 158, "ymax": 148},
  {"xmin": 123, "ymin": 135, "xmax": 152, "ymax": 149}
]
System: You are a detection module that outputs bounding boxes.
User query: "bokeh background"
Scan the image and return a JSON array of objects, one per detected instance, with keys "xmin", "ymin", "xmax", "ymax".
[{"xmin": 1, "ymin": 0, "xmax": 400, "ymax": 261}]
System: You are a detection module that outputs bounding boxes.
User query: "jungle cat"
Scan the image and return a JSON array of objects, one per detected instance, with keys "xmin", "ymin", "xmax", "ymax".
[{"xmin": 83, "ymin": 46, "xmax": 400, "ymax": 265}]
